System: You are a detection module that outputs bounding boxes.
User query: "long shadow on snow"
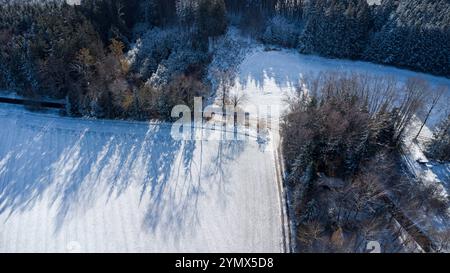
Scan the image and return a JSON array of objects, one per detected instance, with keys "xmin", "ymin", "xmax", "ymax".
[
  {"xmin": 142, "ymin": 132, "xmax": 247, "ymax": 242},
  {"xmin": 0, "ymin": 115, "xmax": 246, "ymax": 239},
  {"xmin": 237, "ymin": 52, "xmax": 306, "ymax": 93}
]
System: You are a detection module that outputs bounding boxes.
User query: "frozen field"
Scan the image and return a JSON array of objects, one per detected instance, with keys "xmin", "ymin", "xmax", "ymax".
[
  {"xmin": 232, "ymin": 48, "xmax": 450, "ymax": 125},
  {"xmin": 0, "ymin": 105, "xmax": 284, "ymax": 253},
  {"xmin": 229, "ymin": 46, "xmax": 450, "ymax": 248}
]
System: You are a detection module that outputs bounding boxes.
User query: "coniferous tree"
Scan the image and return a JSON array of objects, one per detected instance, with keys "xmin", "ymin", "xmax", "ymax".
[
  {"xmin": 299, "ymin": 0, "xmax": 372, "ymax": 59},
  {"xmin": 427, "ymin": 114, "xmax": 450, "ymax": 162},
  {"xmin": 197, "ymin": 0, "xmax": 227, "ymax": 39},
  {"xmin": 364, "ymin": 0, "xmax": 450, "ymax": 77}
]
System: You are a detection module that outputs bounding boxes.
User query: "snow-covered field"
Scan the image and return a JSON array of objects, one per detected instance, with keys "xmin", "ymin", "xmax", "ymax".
[
  {"xmin": 225, "ymin": 42, "xmax": 450, "ymax": 244},
  {"xmin": 229, "ymin": 45, "xmax": 450, "ymax": 250},
  {"xmin": 1, "ymin": 39, "xmax": 449, "ymax": 253},
  {"xmin": 232, "ymin": 48, "xmax": 450, "ymax": 125},
  {"xmin": 0, "ymin": 105, "xmax": 284, "ymax": 253}
]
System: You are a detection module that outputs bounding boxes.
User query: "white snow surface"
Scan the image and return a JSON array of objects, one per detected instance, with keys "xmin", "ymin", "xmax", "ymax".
[
  {"xmin": 227, "ymin": 46, "xmax": 450, "ymax": 247},
  {"xmin": 232, "ymin": 48, "xmax": 450, "ymax": 124},
  {"xmin": 1, "ymin": 41, "xmax": 450, "ymax": 253},
  {"xmin": 0, "ymin": 105, "xmax": 284, "ymax": 253}
]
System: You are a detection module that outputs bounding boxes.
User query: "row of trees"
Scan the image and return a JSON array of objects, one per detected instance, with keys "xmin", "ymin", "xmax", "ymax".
[
  {"xmin": 0, "ymin": 1, "xmax": 104, "ymax": 100},
  {"xmin": 1, "ymin": 0, "xmax": 447, "ymax": 119},
  {"xmin": 0, "ymin": 0, "xmax": 227, "ymax": 119},
  {"xmin": 227, "ymin": 0, "xmax": 449, "ymax": 78},
  {"xmin": 142, "ymin": 0, "xmax": 227, "ymax": 39}
]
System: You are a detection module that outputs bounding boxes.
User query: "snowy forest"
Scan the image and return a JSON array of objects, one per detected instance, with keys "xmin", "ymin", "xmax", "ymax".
[
  {"xmin": 282, "ymin": 74, "xmax": 450, "ymax": 252},
  {"xmin": 0, "ymin": 0, "xmax": 449, "ymax": 253}
]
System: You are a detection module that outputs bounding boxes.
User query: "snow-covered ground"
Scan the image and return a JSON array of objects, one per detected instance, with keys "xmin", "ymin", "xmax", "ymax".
[
  {"xmin": 226, "ymin": 44, "xmax": 450, "ymax": 250},
  {"xmin": 1, "ymin": 34, "xmax": 449, "ymax": 252},
  {"xmin": 231, "ymin": 48, "xmax": 450, "ymax": 125},
  {"xmin": 0, "ymin": 105, "xmax": 284, "ymax": 253},
  {"xmin": 230, "ymin": 43, "xmax": 450, "ymax": 202}
]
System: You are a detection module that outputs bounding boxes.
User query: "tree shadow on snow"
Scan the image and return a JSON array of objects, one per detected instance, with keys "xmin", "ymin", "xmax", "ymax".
[
  {"xmin": 0, "ymin": 115, "xmax": 246, "ymax": 240},
  {"xmin": 142, "ymin": 135, "xmax": 247, "ymax": 243}
]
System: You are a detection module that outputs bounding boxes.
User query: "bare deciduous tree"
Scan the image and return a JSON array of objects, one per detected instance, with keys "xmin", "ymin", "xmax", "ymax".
[
  {"xmin": 393, "ymin": 78, "xmax": 427, "ymax": 142},
  {"xmin": 229, "ymin": 89, "xmax": 248, "ymax": 109},
  {"xmin": 214, "ymin": 69, "xmax": 235, "ymax": 113},
  {"xmin": 415, "ymin": 86, "xmax": 447, "ymax": 140}
]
